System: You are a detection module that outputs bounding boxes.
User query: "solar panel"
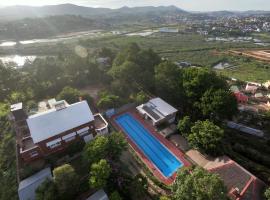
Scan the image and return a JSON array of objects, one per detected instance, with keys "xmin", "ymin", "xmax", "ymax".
[{"xmin": 142, "ymin": 105, "xmax": 160, "ymax": 120}]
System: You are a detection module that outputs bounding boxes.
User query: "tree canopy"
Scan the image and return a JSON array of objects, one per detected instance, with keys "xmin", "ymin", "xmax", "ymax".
[
  {"xmin": 109, "ymin": 43, "xmax": 161, "ymax": 92},
  {"xmin": 155, "ymin": 61, "xmax": 183, "ymax": 105},
  {"xmin": 177, "ymin": 116, "xmax": 193, "ymax": 138},
  {"xmin": 56, "ymin": 86, "xmax": 81, "ymax": 104},
  {"xmin": 35, "ymin": 179, "xmax": 58, "ymax": 200},
  {"xmin": 53, "ymin": 164, "xmax": 79, "ymax": 200},
  {"xmin": 89, "ymin": 159, "xmax": 111, "ymax": 189},
  {"xmin": 109, "ymin": 191, "xmax": 123, "ymax": 200},
  {"xmin": 172, "ymin": 167, "xmax": 227, "ymax": 200},
  {"xmin": 198, "ymin": 88, "xmax": 238, "ymax": 120},
  {"xmin": 188, "ymin": 120, "xmax": 224, "ymax": 155},
  {"xmin": 83, "ymin": 132, "xmax": 127, "ymax": 163}
]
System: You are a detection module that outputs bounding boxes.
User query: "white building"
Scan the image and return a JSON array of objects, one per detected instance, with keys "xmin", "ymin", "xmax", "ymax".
[{"xmin": 136, "ymin": 97, "xmax": 178, "ymax": 126}]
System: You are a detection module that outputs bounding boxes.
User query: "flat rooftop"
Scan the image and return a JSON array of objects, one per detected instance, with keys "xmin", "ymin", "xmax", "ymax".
[{"xmin": 94, "ymin": 114, "xmax": 108, "ymax": 129}]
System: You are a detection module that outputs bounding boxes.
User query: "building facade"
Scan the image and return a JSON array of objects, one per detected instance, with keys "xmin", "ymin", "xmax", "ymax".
[{"xmin": 11, "ymin": 99, "xmax": 108, "ymax": 162}]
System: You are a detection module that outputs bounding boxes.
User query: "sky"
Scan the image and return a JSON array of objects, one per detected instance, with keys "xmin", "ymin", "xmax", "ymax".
[{"xmin": 0, "ymin": 0, "xmax": 270, "ymax": 11}]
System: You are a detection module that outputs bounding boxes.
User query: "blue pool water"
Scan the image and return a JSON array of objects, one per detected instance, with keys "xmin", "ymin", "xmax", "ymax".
[{"xmin": 115, "ymin": 113, "xmax": 183, "ymax": 177}]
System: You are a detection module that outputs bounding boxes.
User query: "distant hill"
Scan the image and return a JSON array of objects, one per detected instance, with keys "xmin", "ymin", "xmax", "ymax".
[{"xmin": 0, "ymin": 4, "xmax": 187, "ymax": 20}]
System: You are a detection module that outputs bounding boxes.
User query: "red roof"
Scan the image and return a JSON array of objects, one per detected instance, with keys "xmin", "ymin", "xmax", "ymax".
[
  {"xmin": 208, "ymin": 160, "xmax": 265, "ymax": 200},
  {"xmin": 234, "ymin": 92, "xmax": 249, "ymax": 103}
]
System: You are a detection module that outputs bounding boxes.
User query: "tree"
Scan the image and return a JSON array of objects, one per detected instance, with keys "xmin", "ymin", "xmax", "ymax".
[
  {"xmin": 133, "ymin": 91, "xmax": 148, "ymax": 104},
  {"xmin": 129, "ymin": 175, "xmax": 148, "ymax": 200},
  {"xmin": 53, "ymin": 164, "xmax": 78, "ymax": 200},
  {"xmin": 182, "ymin": 68, "xmax": 227, "ymax": 114},
  {"xmin": 155, "ymin": 61, "xmax": 183, "ymax": 106},
  {"xmin": 83, "ymin": 132, "xmax": 127, "ymax": 163},
  {"xmin": 110, "ymin": 43, "xmax": 161, "ymax": 92},
  {"xmin": 177, "ymin": 116, "xmax": 193, "ymax": 138},
  {"xmin": 97, "ymin": 91, "xmax": 120, "ymax": 110},
  {"xmin": 108, "ymin": 61, "xmax": 140, "ymax": 81},
  {"xmin": 265, "ymin": 188, "xmax": 270, "ymax": 200},
  {"xmin": 172, "ymin": 167, "xmax": 227, "ymax": 200},
  {"xmin": 188, "ymin": 120, "xmax": 224, "ymax": 155},
  {"xmin": 108, "ymin": 132, "xmax": 127, "ymax": 160},
  {"xmin": 83, "ymin": 136, "xmax": 109, "ymax": 164},
  {"xmin": 56, "ymin": 86, "xmax": 80, "ymax": 104},
  {"xmin": 89, "ymin": 159, "xmax": 111, "ymax": 189},
  {"xmin": 35, "ymin": 179, "xmax": 58, "ymax": 200},
  {"xmin": 110, "ymin": 191, "xmax": 122, "ymax": 200},
  {"xmin": 159, "ymin": 196, "xmax": 171, "ymax": 200},
  {"xmin": 198, "ymin": 88, "xmax": 238, "ymax": 120}
]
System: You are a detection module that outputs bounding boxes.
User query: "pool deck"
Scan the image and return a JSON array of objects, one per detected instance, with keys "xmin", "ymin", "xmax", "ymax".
[{"xmin": 111, "ymin": 109, "xmax": 190, "ymax": 185}]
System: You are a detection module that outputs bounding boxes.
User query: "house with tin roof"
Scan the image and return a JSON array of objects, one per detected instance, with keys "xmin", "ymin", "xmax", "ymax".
[
  {"xmin": 10, "ymin": 99, "xmax": 109, "ymax": 162},
  {"xmin": 136, "ymin": 97, "xmax": 178, "ymax": 126}
]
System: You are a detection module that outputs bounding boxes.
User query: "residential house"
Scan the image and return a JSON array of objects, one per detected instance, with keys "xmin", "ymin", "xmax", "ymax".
[
  {"xmin": 230, "ymin": 85, "xmax": 249, "ymax": 104},
  {"xmin": 136, "ymin": 97, "xmax": 178, "ymax": 126},
  {"xmin": 11, "ymin": 99, "xmax": 109, "ymax": 162},
  {"xmin": 245, "ymin": 83, "xmax": 259, "ymax": 94},
  {"xmin": 18, "ymin": 167, "xmax": 52, "ymax": 200},
  {"xmin": 207, "ymin": 159, "xmax": 265, "ymax": 200},
  {"xmin": 234, "ymin": 92, "xmax": 249, "ymax": 104},
  {"xmin": 187, "ymin": 152, "xmax": 265, "ymax": 200}
]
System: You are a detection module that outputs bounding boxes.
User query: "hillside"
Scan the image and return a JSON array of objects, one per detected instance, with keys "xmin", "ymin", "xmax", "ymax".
[{"xmin": 0, "ymin": 4, "xmax": 187, "ymax": 20}]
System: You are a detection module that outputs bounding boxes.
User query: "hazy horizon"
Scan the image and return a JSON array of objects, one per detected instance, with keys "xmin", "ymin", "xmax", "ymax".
[{"xmin": 0, "ymin": 0, "xmax": 270, "ymax": 12}]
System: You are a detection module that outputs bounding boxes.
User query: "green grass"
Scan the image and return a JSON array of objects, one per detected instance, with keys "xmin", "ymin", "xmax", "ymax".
[
  {"xmin": 216, "ymin": 56, "xmax": 270, "ymax": 82},
  {"xmin": 83, "ymin": 32, "xmax": 264, "ymax": 68}
]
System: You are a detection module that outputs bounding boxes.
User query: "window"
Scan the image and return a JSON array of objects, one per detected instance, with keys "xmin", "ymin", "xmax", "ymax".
[
  {"xmin": 30, "ymin": 151, "xmax": 38, "ymax": 158},
  {"xmin": 62, "ymin": 132, "xmax": 76, "ymax": 142},
  {"xmin": 77, "ymin": 127, "xmax": 90, "ymax": 136},
  {"xmin": 46, "ymin": 138, "xmax": 62, "ymax": 149}
]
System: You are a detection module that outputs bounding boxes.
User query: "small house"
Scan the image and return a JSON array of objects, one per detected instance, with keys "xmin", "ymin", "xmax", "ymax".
[
  {"xmin": 234, "ymin": 92, "xmax": 249, "ymax": 104},
  {"xmin": 136, "ymin": 97, "xmax": 178, "ymax": 126}
]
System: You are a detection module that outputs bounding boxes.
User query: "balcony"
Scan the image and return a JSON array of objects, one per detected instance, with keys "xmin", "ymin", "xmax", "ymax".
[
  {"xmin": 94, "ymin": 113, "xmax": 109, "ymax": 136},
  {"xmin": 20, "ymin": 137, "xmax": 38, "ymax": 153}
]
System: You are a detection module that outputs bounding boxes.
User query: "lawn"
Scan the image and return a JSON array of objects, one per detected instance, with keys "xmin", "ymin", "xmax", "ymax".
[{"xmin": 216, "ymin": 56, "xmax": 270, "ymax": 82}]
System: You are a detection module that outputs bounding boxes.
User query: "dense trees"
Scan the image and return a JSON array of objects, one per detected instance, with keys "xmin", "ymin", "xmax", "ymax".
[
  {"xmin": 97, "ymin": 91, "xmax": 121, "ymax": 110},
  {"xmin": 172, "ymin": 167, "xmax": 227, "ymax": 200},
  {"xmin": 177, "ymin": 116, "xmax": 193, "ymax": 137},
  {"xmin": 109, "ymin": 43, "xmax": 161, "ymax": 92},
  {"xmin": 36, "ymin": 164, "xmax": 79, "ymax": 200},
  {"xmin": 0, "ymin": 103, "xmax": 17, "ymax": 200},
  {"xmin": 56, "ymin": 86, "xmax": 81, "ymax": 104},
  {"xmin": 83, "ymin": 132, "xmax": 127, "ymax": 164},
  {"xmin": 155, "ymin": 61, "xmax": 183, "ymax": 105},
  {"xmin": 188, "ymin": 120, "xmax": 224, "ymax": 155},
  {"xmin": 89, "ymin": 159, "xmax": 111, "ymax": 189},
  {"xmin": 198, "ymin": 88, "xmax": 238, "ymax": 120},
  {"xmin": 53, "ymin": 164, "xmax": 79, "ymax": 200},
  {"xmin": 35, "ymin": 179, "xmax": 58, "ymax": 200},
  {"xmin": 109, "ymin": 191, "xmax": 123, "ymax": 200},
  {"xmin": 0, "ymin": 15, "xmax": 104, "ymax": 40}
]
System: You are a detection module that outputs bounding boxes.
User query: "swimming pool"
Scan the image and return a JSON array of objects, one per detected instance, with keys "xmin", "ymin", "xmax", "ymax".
[{"xmin": 115, "ymin": 113, "xmax": 183, "ymax": 177}]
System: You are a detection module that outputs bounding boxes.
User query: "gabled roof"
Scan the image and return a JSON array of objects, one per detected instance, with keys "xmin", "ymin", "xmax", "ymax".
[
  {"xmin": 27, "ymin": 101, "xmax": 94, "ymax": 143},
  {"xmin": 18, "ymin": 167, "xmax": 52, "ymax": 200}
]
